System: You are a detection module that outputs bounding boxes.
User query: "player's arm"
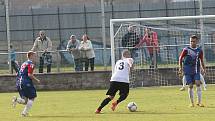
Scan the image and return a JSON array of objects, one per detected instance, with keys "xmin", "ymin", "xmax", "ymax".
[
  {"xmin": 128, "ymin": 58, "xmax": 134, "ymax": 70},
  {"xmin": 178, "ymin": 49, "xmax": 187, "ymax": 74},
  {"xmin": 28, "ymin": 64, "xmax": 40, "ymax": 83},
  {"xmin": 199, "ymin": 50, "xmax": 206, "ymax": 74}
]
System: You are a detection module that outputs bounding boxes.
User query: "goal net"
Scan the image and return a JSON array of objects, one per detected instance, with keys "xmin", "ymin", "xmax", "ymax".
[{"xmin": 110, "ymin": 15, "xmax": 215, "ymax": 87}]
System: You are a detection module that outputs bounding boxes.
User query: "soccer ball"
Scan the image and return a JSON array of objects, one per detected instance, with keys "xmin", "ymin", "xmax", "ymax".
[{"xmin": 127, "ymin": 102, "xmax": 137, "ymax": 112}]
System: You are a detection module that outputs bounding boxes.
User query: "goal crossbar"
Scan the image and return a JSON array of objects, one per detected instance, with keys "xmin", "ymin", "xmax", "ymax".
[{"xmin": 110, "ymin": 15, "xmax": 215, "ymax": 23}]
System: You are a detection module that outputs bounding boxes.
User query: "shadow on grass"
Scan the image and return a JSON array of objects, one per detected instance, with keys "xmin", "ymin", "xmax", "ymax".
[
  {"xmin": 108, "ymin": 109, "xmax": 215, "ymax": 115},
  {"xmin": 30, "ymin": 115, "xmax": 93, "ymax": 119},
  {"xmin": 205, "ymin": 106, "xmax": 215, "ymax": 109}
]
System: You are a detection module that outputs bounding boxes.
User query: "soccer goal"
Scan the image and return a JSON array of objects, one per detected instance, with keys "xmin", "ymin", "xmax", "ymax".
[{"xmin": 110, "ymin": 15, "xmax": 215, "ymax": 87}]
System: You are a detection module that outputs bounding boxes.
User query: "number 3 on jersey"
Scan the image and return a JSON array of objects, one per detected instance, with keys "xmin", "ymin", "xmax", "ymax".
[{"xmin": 118, "ymin": 62, "xmax": 124, "ymax": 70}]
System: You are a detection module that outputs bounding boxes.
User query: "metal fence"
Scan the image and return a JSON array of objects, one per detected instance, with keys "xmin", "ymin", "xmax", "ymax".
[
  {"xmin": 0, "ymin": 0, "xmax": 215, "ymax": 41},
  {"xmin": 0, "ymin": 48, "xmax": 112, "ymax": 74}
]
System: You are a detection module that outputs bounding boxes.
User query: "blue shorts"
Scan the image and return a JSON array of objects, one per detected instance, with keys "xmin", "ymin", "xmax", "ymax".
[
  {"xmin": 185, "ymin": 73, "xmax": 200, "ymax": 85},
  {"xmin": 17, "ymin": 83, "xmax": 37, "ymax": 99},
  {"xmin": 17, "ymin": 85, "xmax": 24, "ymax": 98}
]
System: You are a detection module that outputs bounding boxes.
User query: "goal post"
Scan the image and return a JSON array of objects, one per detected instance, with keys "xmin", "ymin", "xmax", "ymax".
[{"xmin": 110, "ymin": 15, "xmax": 215, "ymax": 86}]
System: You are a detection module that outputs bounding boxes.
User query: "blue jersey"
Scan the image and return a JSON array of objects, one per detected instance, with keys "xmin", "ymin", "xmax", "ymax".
[
  {"xmin": 16, "ymin": 60, "xmax": 37, "ymax": 99},
  {"xmin": 180, "ymin": 47, "xmax": 203, "ymax": 75},
  {"xmin": 17, "ymin": 60, "xmax": 35, "ymax": 86}
]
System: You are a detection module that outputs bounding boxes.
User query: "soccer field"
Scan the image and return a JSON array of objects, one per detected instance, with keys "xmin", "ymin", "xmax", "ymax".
[{"xmin": 0, "ymin": 86, "xmax": 215, "ymax": 121}]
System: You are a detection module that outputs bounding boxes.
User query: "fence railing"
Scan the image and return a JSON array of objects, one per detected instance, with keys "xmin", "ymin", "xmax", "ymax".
[
  {"xmin": 0, "ymin": 47, "xmax": 112, "ymax": 74},
  {"xmin": 1, "ymin": 43, "xmax": 215, "ymax": 74}
]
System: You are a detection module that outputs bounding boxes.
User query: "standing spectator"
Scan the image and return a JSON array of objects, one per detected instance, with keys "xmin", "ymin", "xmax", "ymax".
[
  {"xmin": 9, "ymin": 45, "xmax": 19, "ymax": 74},
  {"xmin": 79, "ymin": 34, "xmax": 95, "ymax": 71},
  {"xmin": 122, "ymin": 25, "xmax": 140, "ymax": 58},
  {"xmin": 135, "ymin": 27, "xmax": 159, "ymax": 68},
  {"xmin": 66, "ymin": 35, "xmax": 82, "ymax": 71},
  {"xmin": 31, "ymin": 30, "xmax": 52, "ymax": 73}
]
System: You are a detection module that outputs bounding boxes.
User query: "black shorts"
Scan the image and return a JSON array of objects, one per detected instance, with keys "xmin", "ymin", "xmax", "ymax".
[{"xmin": 106, "ymin": 81, "xmax": 129, "ymax": 96}]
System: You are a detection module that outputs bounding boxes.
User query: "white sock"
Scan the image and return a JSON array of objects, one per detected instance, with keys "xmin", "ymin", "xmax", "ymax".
[
  {"xmin": 182, "ymin": 76, "xmax": 186, "ymax": 87},
  {"xmin": 197, "ymin": 86, "xmax": 202, "ymax": 104},
  {"xmin": 200, "ymin": 74, "xmax": 207, "ymax": 89},
  {"xmin": 17, "ymin": 98, "xmax": 26, "ymax": 104},
  {"xmin": 188, "ymin": 88, "xmax": 194, "ymax": 104},
  {"xmin": 22, "ymin": 100, "xmax": 33, "ymax": 115}
]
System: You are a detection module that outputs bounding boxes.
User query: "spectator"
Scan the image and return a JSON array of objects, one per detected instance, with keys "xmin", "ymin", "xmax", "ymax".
[
  {"xmin": 122, "ymin": 25, "xmax": 140, "ymax": 58},
  {"xmin": 9, "ymin": 45, "xmax": 19, "ymax": 74},
  {"xmin": 135, "ymin": 27, "xmax": 159, "ymax": 68},
  {"xmin": 79, "ymin": 34, "xmax": 95, "ymax": 71},
  {"xmin": 66, "ymin": 35, "xmax": 82, "ymax": 71},
  {"xmin": 31, "ymin": 30, "xmax": 52, "ymax": 73}
]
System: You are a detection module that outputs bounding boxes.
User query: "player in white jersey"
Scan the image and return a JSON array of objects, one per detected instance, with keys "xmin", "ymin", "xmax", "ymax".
[
  {"xmin": 180, "ymin": 74, "xmax": 207, "ymax": 91},
  {"xmin": 95, "ymin": 50, "xmax": 134, "ymax": 114}
]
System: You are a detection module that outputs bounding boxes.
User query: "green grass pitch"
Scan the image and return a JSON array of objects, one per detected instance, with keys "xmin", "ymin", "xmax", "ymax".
[{"xmin": 0, "ymin": 85, "xmax": 215, "ymax": 121}]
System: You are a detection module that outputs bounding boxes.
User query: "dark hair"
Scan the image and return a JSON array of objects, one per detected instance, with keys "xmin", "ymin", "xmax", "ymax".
[
  {"xmin": 82, "ymin": 34, "xmax": 90, "ymax": 40},
  {"xmin": 190, "ymin": 35, "xmax": 198, "ymax": 40}
]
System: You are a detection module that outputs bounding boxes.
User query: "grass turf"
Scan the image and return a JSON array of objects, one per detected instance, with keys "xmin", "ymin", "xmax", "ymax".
[{"xmin": 0, "ymin": 85, "xmax": 215, "ymax": 121}]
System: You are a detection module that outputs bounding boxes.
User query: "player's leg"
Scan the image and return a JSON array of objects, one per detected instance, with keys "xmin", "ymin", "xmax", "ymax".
[
  {"xmin": 200, "ymin": 74, "xmax": 207, "ymax": 91},
  {"xmin": 12, "ymin": 86, "xmax": 27, "ymax": 107},
  {"xmin": 180, "ymin": 75, "xmax": 186, "ymax": 91},
  {"xmin": 111, "ymin": 82, "xmax": 129, "ymax": 111},
  {"xmin": 188, "ymin": 84, "xmax": 194, "ymax": 107},
  {"xmin": 17, "ymin": 97, "xmax": 27, "ymax": 104},
  {"xmin": 22, "ymin": 98, "xmax": 34, "ymax": 116},
  {"xmin": 21, "ymin": 86, "xmax": 37, "ymax": 116},
  {"xmin": 95, "ymin": 82, "xmax": 118, "ymax": 113},
  {"xmin": 96, "ymin": 95, "xmax": 114, "ymax": 113},
  {"xmin": 195, "ymin": 74, "xmax": 204, "ymax": 107},
  {"xmin": 12, "ymin": 96, "xmax": 26, "ymax": 107},
  {"xmin": 185, "ymin": 75, "xmax": 194, "ymax": 107}
]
